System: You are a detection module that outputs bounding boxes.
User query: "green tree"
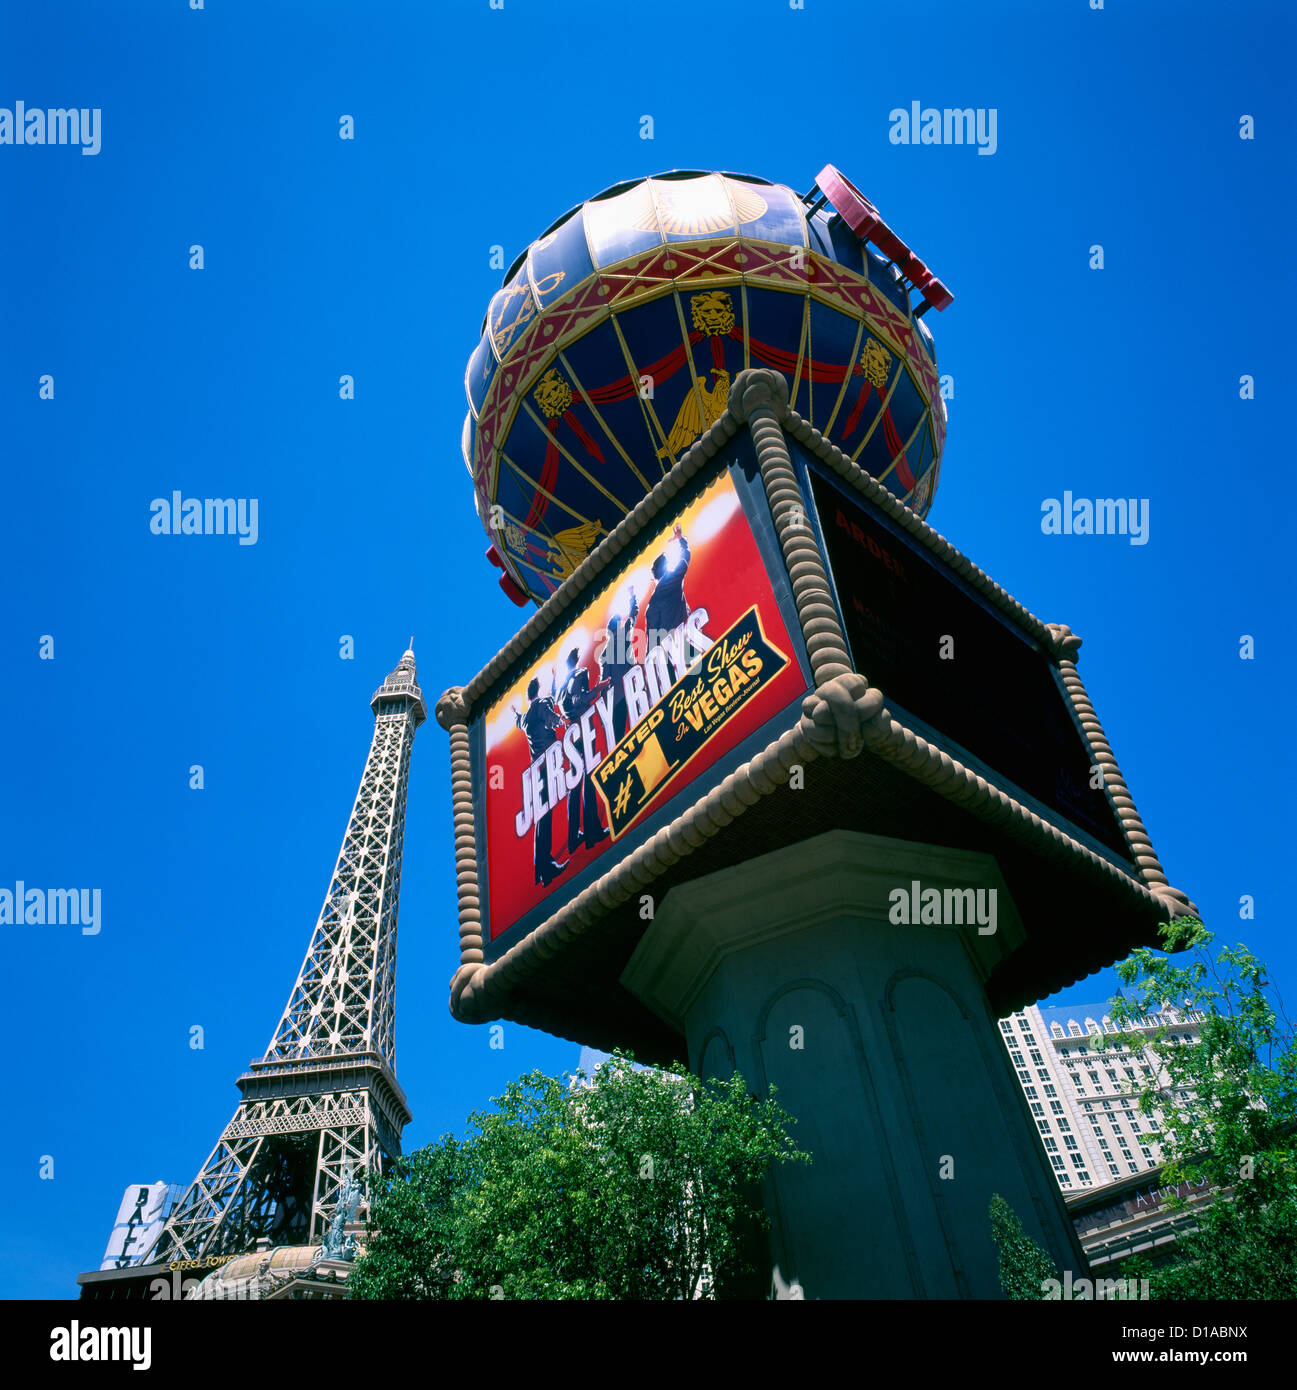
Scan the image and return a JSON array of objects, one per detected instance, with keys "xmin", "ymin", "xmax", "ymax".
[
  {"xmin": 1096, "ymin": 916, "xmax": 1297, "ymax": 1299},
  {"xmin": 346, "ymin": 1137, "xmax": 472, "ymax": 1300},
  {"xmin": 988, "ymin": 1193, "xmax": 1059, "ymax": 1299},
  {"xmin": 349, "ymin": 1054, "xmax": 809, "ymax": 1300}
]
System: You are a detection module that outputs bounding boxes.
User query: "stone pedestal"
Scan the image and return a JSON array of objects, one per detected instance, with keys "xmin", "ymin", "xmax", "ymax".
[{"xmin": 621, "ymin": 829, "xmax": 1088, "ymax": 1299}]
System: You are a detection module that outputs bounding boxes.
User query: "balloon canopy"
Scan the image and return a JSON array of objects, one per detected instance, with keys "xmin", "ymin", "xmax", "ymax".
[{"xmin": 463, "ymin": 166, "xmax": 952, "ymax": 606}]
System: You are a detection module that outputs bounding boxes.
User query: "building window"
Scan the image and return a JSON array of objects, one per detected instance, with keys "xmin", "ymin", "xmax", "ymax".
[
  {"xmin": 1058, "ymin": 1120, "xmax": 1071, "ymax": 1132},
  {"xmin": 1023, "ymin": 1034, "xmax": 1037, "ymax": 1047},
  {"xmin": 1128, "ymin": 1162, "xmax": 1139, "ymax": 1173},
  {"xmin": 1108, "ymin": 1164, "xmax": 1119, "ymax": 1176},
  {"xmin": 1098, "ymin": 1139, "xmax": 1109, "ymax": 1150},
  {"xmin": 1043, "ymin": 1084, "xmax": 1057, "ymax": 1098},
  {"xmin": 1052, "ymin": 1024, "xmax": 1065, "ymax": 1038},
  {"xmin": 1050, "ymin": 1155, "xmax": 1065, "ymax": 1170},
  {"xmin": 1037, "ymin": 1121, "xmax": 1051, "ymax": 1134},
  {"xmin": 1043, "ymin": 1138, "xmax": 1058, "ymax": 1152},
  {"xmin": 1024, "ymin": 1086, "xmax": 1038, "ymax": 1099},
  {"xmin": 1037, "ymin": 1070, "xmax": 1050, "ymax": 1083},
  {"xmin": 1141, "ymin": 1147, "xmax": 1152, "ymax": 1158},
  {"xmin": 1000, "ymin": 1020, "xmax": 1013, "ymax": 1034},
  {"xmin": 1010, "ymin": 1051, "xmax": 1024, "ymax": 1065},
  {"xmin": 1070, "ymin": 1154, "xmax": 1085, "ymax": 1167},
  {"xmin": 1018, "ymin": 1070, "xmax": 1030, "ymax": 1083},
  {"xmin": 1029, "ymin": 1050, "xmax": 1043, "ymax": 1065},
  {"xmin": 1030, "ymin": 1103, "xmax": 1044, "ymax": 1116},
  {"xmin": 1064, "ymin": 1136, "xmax": 1078, "ymax": 1150},
  {"xmin": 1078, "ymin": 1171, "xmax": 1090, "ymax": 1182}
]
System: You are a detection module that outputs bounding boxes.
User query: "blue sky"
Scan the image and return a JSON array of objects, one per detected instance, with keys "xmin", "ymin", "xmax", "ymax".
[{"xmin": 1, "ymin": 0, "xmax": 1291, "ymax": 1298}]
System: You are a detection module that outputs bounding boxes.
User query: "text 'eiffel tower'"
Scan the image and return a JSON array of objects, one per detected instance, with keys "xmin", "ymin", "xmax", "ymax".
[{"xmin": 147, "ymin": 646, "xmax": 426, "ymax": 1263}]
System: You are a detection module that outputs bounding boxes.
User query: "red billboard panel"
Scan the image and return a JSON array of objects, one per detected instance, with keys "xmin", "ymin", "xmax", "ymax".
[{"xmin": 478, "ymin": 470, "xmax": 808, "ymax": 944}]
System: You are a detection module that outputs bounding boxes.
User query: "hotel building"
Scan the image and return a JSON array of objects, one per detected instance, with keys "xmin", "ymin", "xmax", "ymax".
[{"xmin": 999, "ymin": 1001, "xmax": 1205, "ymax": 1193}]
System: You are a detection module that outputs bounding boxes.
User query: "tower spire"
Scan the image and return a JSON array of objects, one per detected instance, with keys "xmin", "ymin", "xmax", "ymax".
[{"xmin": 144, "ymin": 646, "xmax": 424, "ymax": 1264}]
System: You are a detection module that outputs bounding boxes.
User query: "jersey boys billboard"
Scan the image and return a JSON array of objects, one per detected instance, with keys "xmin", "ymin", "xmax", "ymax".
[{"xmin": 474, "ymin": 467, "xmax": 811, "ymax": 953}]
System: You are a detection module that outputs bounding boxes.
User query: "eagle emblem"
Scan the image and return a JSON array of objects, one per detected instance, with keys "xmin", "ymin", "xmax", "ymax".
[{"xmin": 656, "ymin": 369, "xmax": 730, "ymax": 461}]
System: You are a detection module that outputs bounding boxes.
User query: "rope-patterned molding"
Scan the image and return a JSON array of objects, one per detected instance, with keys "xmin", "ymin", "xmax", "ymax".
[
  {"xmin": 1045, "ymin": 624, "xmax": 1197, "ymax": 919},
  {"xmin": 732, "ymin": 371, "xmax": 855, "ymax": 686},
  {"xmin": 452, "ymin": 368, "xmax": 1146, "ymax": 723},
  {"xmin": 445, "ymin": 672, "xmax": 1174, "ymax": 1026},
  {"xmin": 440, "ymin": 370, "xmax": 1195, "ymax": 1028},
  {"xmin": 769, "ymin": 394, "xmax": 1194, "ymax": 915},
  {"xmin": 778, "ymin": 406, "xmax": 1065, "ymax": 659}
]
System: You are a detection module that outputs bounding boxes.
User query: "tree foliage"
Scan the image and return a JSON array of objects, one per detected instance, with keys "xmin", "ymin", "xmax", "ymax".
[
  {"xmin": 988, "ymin": 1193, "xmax": 1059, "ymax": 1299},
  {"xmin": 349, "ymin": 1054, "xmax": 809, "ymax": 1300},
  {"xmin": 344, "ymin": 1138, "xmax": 470, "ymax": 1299},
  {"xmin": 1098, "ymin": 916, "xmax": 1297, "ymax": 1299}
]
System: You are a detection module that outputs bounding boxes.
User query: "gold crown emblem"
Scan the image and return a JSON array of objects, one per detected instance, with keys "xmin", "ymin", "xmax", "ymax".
[{"xmin": 533, "ymin": 367, "xmax": 573, "ymax": 419}]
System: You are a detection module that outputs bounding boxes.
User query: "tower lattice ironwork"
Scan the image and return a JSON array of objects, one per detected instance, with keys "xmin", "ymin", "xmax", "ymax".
[{"xmin": 146, "ymin": 646, "xmax": 426, "ymax": 1264}]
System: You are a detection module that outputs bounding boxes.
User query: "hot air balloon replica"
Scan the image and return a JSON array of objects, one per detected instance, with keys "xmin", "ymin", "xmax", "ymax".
[
  {"xmin": 438, "ymin": 165, "xmax": 1195, "ymax": 1298},
  {"xmin": 464, "ymin": 166, "xmax": 951, "ymax": 605}
]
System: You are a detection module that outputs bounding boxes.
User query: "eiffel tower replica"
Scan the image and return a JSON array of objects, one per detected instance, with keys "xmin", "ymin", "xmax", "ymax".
[{"xmin": 127, "ymin": 645, "xmax": 425, "ymax": 1280}]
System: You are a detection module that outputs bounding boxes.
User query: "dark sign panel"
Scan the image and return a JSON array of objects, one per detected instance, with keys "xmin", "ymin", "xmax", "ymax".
[
  {"xmin": 805, "ymin": 460, "xmax": 1133, "ymax": 862},
  {"xmin": 473, "ymin": 465, "xmax": 812, "ymax": 957}
]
